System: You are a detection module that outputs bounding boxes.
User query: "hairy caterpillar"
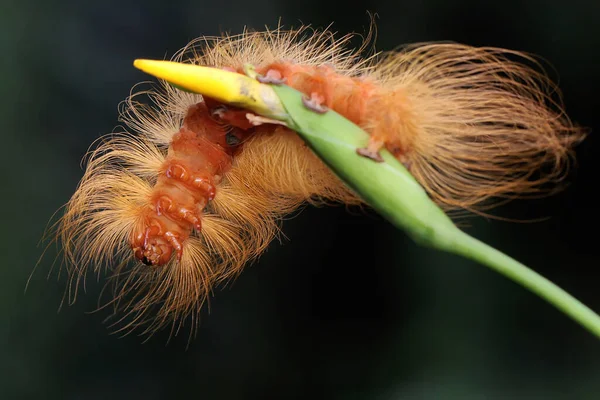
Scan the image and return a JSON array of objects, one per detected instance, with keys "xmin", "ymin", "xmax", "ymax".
[{"xmin": 47, "ymin": 23, "xmax": 585, "ymax": 338}]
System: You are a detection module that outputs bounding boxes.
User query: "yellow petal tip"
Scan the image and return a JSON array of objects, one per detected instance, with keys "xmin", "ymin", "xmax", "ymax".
[
  {"xmin": 131, "ymin": 58, "xmax": 287, "ymax": 119},
  {"xmin": 132, "ymin": 59, "xmax": 146, "ymax": 70}
]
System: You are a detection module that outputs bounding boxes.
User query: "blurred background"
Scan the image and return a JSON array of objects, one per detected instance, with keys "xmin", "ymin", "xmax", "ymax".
[{"xmin": 2, "ymin": 0, "xmax": 599, "ymax": 398}]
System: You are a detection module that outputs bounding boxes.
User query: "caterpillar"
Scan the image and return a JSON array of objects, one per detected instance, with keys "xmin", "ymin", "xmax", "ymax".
[{"xmin": 47, "ymin": 23, "xmax": 585, "ymax": 338}]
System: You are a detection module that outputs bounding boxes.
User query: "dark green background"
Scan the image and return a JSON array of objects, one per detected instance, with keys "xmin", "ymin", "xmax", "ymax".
[{"xmin": 2, "ymin": 0, "xmax": 599, "ymax": 398}]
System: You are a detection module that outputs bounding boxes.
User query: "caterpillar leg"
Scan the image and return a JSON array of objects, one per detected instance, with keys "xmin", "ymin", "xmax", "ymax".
[
  {"xmin": 163, "ymin": 231, "xmax": 184, "ymax": 261},
  {"xmin": 208, "ymin": 104, "xmax": 255, "ymax": 130},
  {"xmin": 259, "ymin": 63, "xmax": 336, "ymax": 114},
  {"xmin": 165, "ymin": 163, "xmax": 216, "ymax": 202},
  {"xmin": 356, "ymin": 138, "xmax": 385, "ymax": 162},
  {"xmin": 155, "ymin": 195, "xmax": 202, "ymax": 231},
  {"xmin": 362, "ymin": 90, "xmax": 417, "ymax": 164},
  {"xmin": 302, "ymin": 92, "xmax": 329, "ymax": 114},
  {"xmin": 256, "ymin": 69, "xmax": 286, "ymax": 85}
]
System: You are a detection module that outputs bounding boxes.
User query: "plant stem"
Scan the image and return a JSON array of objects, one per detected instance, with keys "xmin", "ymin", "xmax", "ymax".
[{"xmin": 444, "ymin": 230, "xmax": 600, "ymax": 338}]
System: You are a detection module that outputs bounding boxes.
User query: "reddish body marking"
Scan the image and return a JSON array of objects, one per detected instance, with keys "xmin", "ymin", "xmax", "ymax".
[{"xmin": 131, "ymin": 102, "xmax": 245, "ymax": 266}]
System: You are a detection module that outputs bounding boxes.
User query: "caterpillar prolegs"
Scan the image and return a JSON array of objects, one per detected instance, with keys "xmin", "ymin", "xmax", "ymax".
[
  {"xmin": 130, "ymin": 100, "xmax": 245, "ymax": 267},
  {"xmin": 49, "ymin": 24, "xmax": 585, "ymax": 337}
]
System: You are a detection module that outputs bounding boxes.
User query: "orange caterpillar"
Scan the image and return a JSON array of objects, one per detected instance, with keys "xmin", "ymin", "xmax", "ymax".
[{"xmin": 51, "ymin": 24, "xmax": 585, "ymax": 337}]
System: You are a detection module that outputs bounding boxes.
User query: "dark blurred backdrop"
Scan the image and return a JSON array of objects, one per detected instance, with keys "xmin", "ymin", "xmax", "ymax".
[{"xmin": 2, "ymin": 0, "xmax": 599, "ymax": 398}]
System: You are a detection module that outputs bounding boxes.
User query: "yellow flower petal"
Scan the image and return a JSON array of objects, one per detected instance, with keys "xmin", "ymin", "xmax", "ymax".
[{"xmin": 133, "ymin": 59, "xmax": 287, "ymax": 119}]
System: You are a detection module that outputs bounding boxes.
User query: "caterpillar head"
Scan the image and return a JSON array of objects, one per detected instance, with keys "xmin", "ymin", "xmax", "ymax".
[{"xmin": 131, "ymin": 222, "xmax": 176, "ymax": 267}]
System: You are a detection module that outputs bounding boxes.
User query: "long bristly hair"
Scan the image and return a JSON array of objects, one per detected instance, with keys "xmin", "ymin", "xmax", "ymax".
[{"xmin": 45, "ymin": 22, "xmax": 585, "ymax": 340}]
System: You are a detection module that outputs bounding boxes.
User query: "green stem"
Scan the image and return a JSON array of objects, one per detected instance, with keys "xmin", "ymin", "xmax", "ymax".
[{"xmin": 445, "ymin": 231, "xmax": 600, "ymax": 338}]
